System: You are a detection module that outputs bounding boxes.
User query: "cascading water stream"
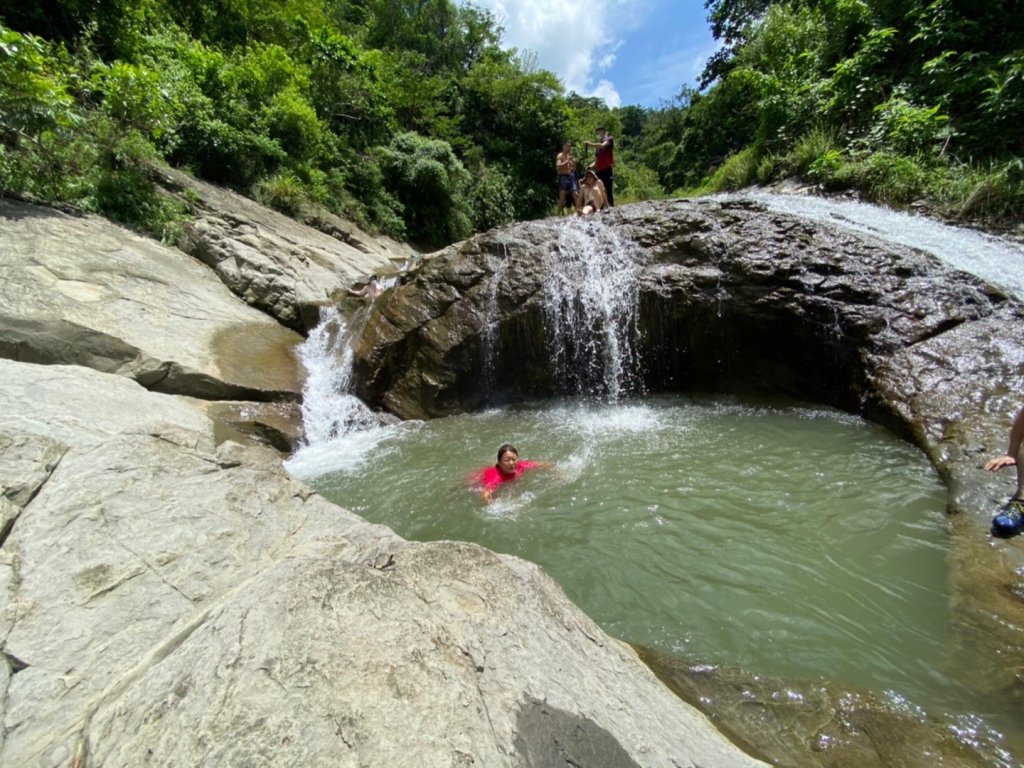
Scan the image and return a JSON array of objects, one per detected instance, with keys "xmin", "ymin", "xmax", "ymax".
[
  {"xmin": 287, "ymin": 218, "xmax": 650, "ymax": 476},
  {"xmin": 481, "ymin": 246, "xmax": 510, "ymax": 394},
  {"xmin": 541, "ymin": 218, "xmax": 649, "ymax": 399},
  {"xmin": 295, "ymin": 305, "xmax": 378, "ymax": 443},
  {"xmin": 724, "ymin": 190, "xmax": 1024, "ymax": 300},
  {"xmin": 285, "ymin": 302, "xmax": 396, "ymax": 479}
]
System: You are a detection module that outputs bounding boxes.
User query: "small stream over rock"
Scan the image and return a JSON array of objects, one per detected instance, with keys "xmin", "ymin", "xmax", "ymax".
[{"xmin": 727, "ymin": 190, "xmax": 1024, "ymax": 300}]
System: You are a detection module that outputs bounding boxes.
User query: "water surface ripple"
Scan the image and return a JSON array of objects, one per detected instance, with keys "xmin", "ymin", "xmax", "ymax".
[{"xmin": 287, "ymin": 397, "xmax": 1017, "ymax": 749}]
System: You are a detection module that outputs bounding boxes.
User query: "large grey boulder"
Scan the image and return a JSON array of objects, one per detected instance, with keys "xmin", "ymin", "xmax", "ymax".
[
  {"xmin": 0, "ymin": 359, "xmax": 766, "ymax": 768},
  {"xmin": 157, "ymin": 167, "xmax": 411, "ymax": 332},
  {"xmin": 350, "ymin": 199, "xmax": 1010, "ymax": 421},
  {"xmin": 0, "ymin": 199, "xmax": 303, "ymax": 402}
]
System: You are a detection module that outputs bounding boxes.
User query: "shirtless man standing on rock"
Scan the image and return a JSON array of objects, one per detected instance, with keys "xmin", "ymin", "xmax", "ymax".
[{"xmin": 555, "ymin": 142, "xmax": 580, "ymax": 215}]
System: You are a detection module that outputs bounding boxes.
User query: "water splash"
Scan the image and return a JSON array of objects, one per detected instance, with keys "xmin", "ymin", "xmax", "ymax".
[
  {"xmin": 541, "ymin": 218, "xmax": 649, "ymax": 399},
  {"xmin": 295, "ymin": 305, "xmax": 379, "ymax": 444}
]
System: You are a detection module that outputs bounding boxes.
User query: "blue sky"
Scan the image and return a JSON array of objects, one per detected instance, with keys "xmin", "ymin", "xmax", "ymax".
[{"xmin": 463, "ymin": 0, "xmax": 719, "ymax": 107}]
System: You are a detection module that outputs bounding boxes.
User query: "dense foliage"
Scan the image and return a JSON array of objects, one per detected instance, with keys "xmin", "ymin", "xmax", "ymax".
[
  {"xmin": 1, "ymin": 0, "xmax": 1020, "ymax": 246},
  {"xmin": 0, "ymin": 0, "xmax": 578, "ymax": 244},
  {"xmin": 625, "ymin": 0, "xmax": 1023, "ymax": 219}
]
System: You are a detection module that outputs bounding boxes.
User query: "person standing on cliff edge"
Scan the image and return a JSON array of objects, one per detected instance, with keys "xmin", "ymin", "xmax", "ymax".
[
  {"xmin": 584, "ymin": 126, "xmax": 615, "ymax": 207},
  {"xmin": 555, "ymin": 141, "xmax": 580, "ymax": 215},
  {"xmin": 985, "ymin": 404, "xmax": 1024, "ymax": 536}
]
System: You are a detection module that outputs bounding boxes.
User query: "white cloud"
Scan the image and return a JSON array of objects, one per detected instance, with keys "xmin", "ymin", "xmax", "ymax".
[
  {"xmin": 467, "ymin": 0, "xmax": 638, "ymax": 105},
  {"xmin": 590, "ymin": 79, "xmax": 622, "ymax": 108}
]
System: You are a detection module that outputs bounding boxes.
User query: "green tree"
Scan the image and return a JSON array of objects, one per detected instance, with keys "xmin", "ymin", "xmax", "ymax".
[
  {"xmin": 461, "ymin": 53, "xmax": 568, "ymax": 220},
  {"xmin": 374, "ymin": 131, "xmax": 473, "ymax": 246}
]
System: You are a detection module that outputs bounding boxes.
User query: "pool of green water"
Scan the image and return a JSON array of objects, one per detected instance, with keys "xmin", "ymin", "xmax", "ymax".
[{"xmin": 298, "ymin": 395, "xmax": 1009, "ymax": 751}]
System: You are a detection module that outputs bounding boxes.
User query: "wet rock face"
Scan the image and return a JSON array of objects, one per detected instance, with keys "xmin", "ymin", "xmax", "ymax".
[
  {"xmin": 352, "ymin": 198, "xmax": 1012, "ymax": 425},
  {"xmin": 638, "ymin": 647, "xmax": 1000, "ymax": 768}
]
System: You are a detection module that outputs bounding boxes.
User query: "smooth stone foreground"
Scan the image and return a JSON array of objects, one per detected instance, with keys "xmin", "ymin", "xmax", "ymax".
[
  {"xmin": 0, "ymin": 199, "xmax": 303, "ymax": 402},
  {"xmin": 0, "ymin": 359, "xmax": 767, "ymax": 768}
]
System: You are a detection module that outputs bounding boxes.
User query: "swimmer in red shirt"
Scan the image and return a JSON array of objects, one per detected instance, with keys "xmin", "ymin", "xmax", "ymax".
[{"xmin": 478, "ymin": 443, "xmax": 554, "ymax": 502}]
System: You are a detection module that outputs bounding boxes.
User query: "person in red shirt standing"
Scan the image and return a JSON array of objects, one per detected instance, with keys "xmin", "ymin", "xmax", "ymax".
[
  {"xmin": 585, "ymin": 126, "xmax": 615, "ymax": 207},
  {"xmin": 477, "ymin": 443, "xmax": 554, "ymax": 502}
]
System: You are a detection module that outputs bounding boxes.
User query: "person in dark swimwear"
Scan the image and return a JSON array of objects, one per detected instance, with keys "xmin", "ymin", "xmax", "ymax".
[
  {"xmin": 985, "ymin": 405, "xmax": 1024, "ymax": 536},
  {"xmin": 584, "ymin": 126, "xmax": 614, "ymax": 206},
  {"xmin": 478, "ymin": 443, "xmax": 554, "ymax": 502},
  {"xmin": 555, "ymin": 142, "xmax": 580, "ymax": 215}
]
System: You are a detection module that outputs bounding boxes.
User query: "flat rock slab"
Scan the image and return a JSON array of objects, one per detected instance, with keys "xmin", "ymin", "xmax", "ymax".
[
  {"xmin": 0, "ymin": 359, "xmax": 766, "ymax": 768},
  {"xmin": 0, "ymin": 199, "xmax": 302, "ymax": 400}
]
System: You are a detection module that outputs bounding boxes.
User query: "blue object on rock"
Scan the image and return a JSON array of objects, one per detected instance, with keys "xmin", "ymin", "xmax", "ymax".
[{"xmin": 991, "ymin": 498, "xmax": 1024, "ymax": 538}]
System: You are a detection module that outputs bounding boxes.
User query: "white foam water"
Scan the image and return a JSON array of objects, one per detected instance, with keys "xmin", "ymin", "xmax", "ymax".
[
  {"xmin": 541, "ymin": 217, "xmax": 650, "ymax": 398},
  {"xmin": 284, "ymin": 305, "xmax": 392, "ymax": 480}
]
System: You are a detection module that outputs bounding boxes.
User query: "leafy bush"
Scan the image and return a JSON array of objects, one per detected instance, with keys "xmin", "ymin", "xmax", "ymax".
[
  {"xmin": 614, "ymin": 162, "xmax": 666, "ymax": 204},
  {"xmin": 92, "ymin": 59, "xmax": 180, "ymax": 141},
  {"xmin": 860, "ymin": 152, "xmax": 933, "ymax": 204},
  {"xmin": 252, "ymin": 171, "xmax": 310, "ymax": 217},
  {"xmin": 375, "ymin": 131, "xmax": 473, "ymax": 246},
  {"xmin": 867, "ymin": 90, "xmax": 950, "ymax": 156},
  {"xmin": 466, "ymin": 162, "xmax": 514, "ymax": 232},
  {"xmin": 807, "ymin": 149, "xmax": 846, "ymax": 187},
  {"xmin": 756, "ymin": 152, "xmax": 786, "ymax": 184},
  {"xmin": 263, "ymin": 86, "xmax": 324, "ymax": 159},
  {"xmin": 0, "ymin": 25, "xmax": 83, "ymax": 199},
  {"xmin": 957, "ymin": 157, "xmax": 1024, "ymax": 220},
  {"xmin": 704, "ymin": 146, "xmax": 760, "ymax": 192},
  {"xmin": 787, "ymin": 127, "xmax": 838, "ymax": 175}
]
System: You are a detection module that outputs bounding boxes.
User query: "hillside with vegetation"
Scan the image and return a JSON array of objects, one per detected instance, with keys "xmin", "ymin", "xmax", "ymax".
[{"xmin": 2, "ymin": 0, "xmax": 1021, "ymax": 249}]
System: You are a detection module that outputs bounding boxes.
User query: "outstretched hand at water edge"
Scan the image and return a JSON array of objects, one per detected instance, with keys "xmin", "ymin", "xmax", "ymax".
[
  {"xmin": 985, "ymin": 405, "xmax": 1024, "ymax": 478},
  {"xmin": 985, "ymin": 455, "xmax": 1017, "ymax": 471},
  {"xmin": 985, "ymin": 405, "xmax": 1024, "ymax": 537}
]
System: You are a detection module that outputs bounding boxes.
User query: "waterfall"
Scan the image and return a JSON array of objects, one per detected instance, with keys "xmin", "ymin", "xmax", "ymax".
[
  {"xmin": 295, "ymin": 305, "xmax": 379, "ymax": 443},
  {"xmin": 286, "ymin": 219, "xmax": 649, "ymax": 473},
  {"xmin": 285, "ymin": 303, "xmax": 394, "ymax": 480},
  {"xmin": 481, "ymin": 247, "xmax": 510, "ymax": 395},
  {"xmin": 290, "ymin": 195, "xmax": 1024, "ymax": 462},
  {"xmin": 541, "ymin": 217, "xmax": 649, "ymax": 399}
]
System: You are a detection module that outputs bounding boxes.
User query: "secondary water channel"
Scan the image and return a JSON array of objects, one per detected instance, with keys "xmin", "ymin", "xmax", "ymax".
[{"xmin": 285, "ymin": 200, "xmax": 1024, "ymax": 766}]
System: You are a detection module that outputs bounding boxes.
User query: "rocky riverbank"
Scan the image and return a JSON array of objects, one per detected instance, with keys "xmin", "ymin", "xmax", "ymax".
[{"xmin": 0, "ymin": 188, "xmax": 769, "ymax": 767}]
